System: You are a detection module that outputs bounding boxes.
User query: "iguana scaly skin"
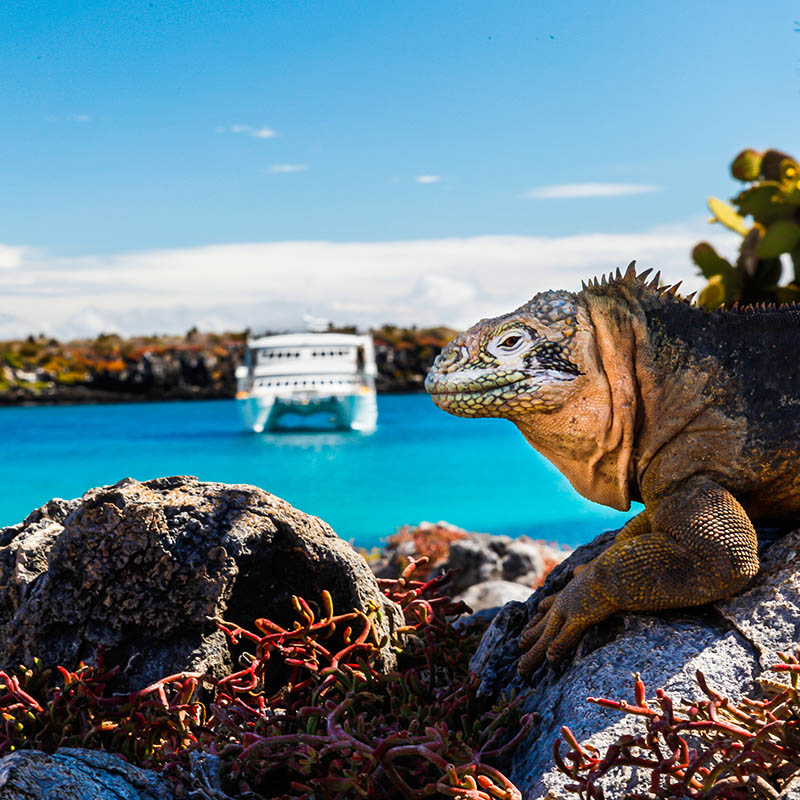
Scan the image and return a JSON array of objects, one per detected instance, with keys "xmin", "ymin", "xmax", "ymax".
[{"xmin": 425, "ymin": 262, "xmax": 800, "ymax": 677}]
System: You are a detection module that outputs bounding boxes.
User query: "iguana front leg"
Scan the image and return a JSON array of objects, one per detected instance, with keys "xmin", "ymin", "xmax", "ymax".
[{"xmin": 518, "ymin": 477, "xmax": 760, "ymax": 677}]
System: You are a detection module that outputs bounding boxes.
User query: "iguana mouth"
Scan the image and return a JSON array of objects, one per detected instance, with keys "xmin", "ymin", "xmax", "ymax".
[{"xmin": 424, "ymin": 376, "xmax": 528, "ymax": 396}]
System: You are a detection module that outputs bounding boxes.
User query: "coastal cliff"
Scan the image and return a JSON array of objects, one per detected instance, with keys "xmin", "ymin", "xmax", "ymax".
[{"xmin": 0, "ymin": 325, "xmax": 455, "ymax": 405}]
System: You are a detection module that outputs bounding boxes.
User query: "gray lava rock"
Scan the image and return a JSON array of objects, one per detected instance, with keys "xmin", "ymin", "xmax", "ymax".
[
  {"xmin": 442, "ymin": 533, "xmax": 568, "ymax": 595},
  {"xmin": 371, "ymin": 522, "xmax": 569, "ymax": 592},
  {"xmin": 444, "ymin": 535, "xmax": 506, "ymax": 591},
  {"xmin": 456, "ymin": 579, "xmax": 533, "ymax": 612},
  {"xmin": 470, "ymin": 528, "xmax": 800, "ymax": 799},
  {"xmin": 0, "ymin": 476, "xmax": 402, "ymax": 692},
  {"xmin": 0, "ymin": 748, "xmax": 173, "ymax": 799}
]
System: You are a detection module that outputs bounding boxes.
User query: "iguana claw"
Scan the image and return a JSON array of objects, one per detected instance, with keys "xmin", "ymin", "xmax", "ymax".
[{"xmin": 517, "ymin": 580, "xmax": 603, "ymax": 677}]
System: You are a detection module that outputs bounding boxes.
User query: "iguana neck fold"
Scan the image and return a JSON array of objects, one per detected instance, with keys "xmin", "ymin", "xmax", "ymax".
[
  {"xmin": 513, "ymin": 285, "xmax": 725, "ymax": 510},
  {"xmin": 510, "ymin": 291, "xmax": 640, "ymax": 511}
]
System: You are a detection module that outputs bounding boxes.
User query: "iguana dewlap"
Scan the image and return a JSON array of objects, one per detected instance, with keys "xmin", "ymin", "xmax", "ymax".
[{"xmin": 425, "ymin": 262, "xmax": 800, "ymax": 677}]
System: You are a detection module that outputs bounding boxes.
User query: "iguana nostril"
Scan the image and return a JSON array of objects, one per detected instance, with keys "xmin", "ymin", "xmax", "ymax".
[{"xmin": 432, "ymin": 347, "xmax": 460, "ymax": 373}]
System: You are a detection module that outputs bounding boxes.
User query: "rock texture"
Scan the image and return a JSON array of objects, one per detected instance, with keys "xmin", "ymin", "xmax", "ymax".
[
  {"xmin": 0, "ymin": 476, "xmax": 402, "ymax": 692},
  {"xmin": 457, "ymin": 579, "xmax": 533, "ymax": 611},
  {"xmin": 0, "ymin": 748, "xmax": 173, "ymax": 799},
  {"xmin": 371, "ymin": 522, "xmax": 569, "ymax": 612},
  {"xmin": 470, "ymin": 528, "xmax": 800, "ymax": 799}
]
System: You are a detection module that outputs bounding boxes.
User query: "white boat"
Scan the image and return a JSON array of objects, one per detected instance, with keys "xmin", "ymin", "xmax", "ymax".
[{"xmin": 235, "ymin": 332, "xmax": 378, "ymax": 433}]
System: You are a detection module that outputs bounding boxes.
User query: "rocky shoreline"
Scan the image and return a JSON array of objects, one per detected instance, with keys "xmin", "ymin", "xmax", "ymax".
[
  {"xmin": 0, "ymin": 478, "xmax": 555, "ymax": 798},
  {"xmin": 366, "ymin": 519, "xmax": 570, "ymax": 613},
  {"xmin": 1, "ymin": 478, "xmax": 797, "ymax": 798},
  {"xmin": 0, "ymin": 326, "xmax": 455, "ymax": 405}
]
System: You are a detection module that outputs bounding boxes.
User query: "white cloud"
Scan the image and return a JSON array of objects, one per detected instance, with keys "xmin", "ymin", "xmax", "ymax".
[
  {"xmin": 0, "ymin": 245, "xmax": 27, "ymax": 270},
  {"xmin": 269, "ymin": 164, "xmax": 309, "ymax": 173},
  {"xmin": 221, "ymin": 124, "xmax": 278, "ymax": 139},
  {"xmin": 524, "ymin": 183, "xmax": 662, "ymax": 199},
  {"xmin": 0, "ymin": 220, "xmax": 738, "ymax": 339},
  {"xmin": 251, "ymin": 127, "xmax": 278, "ymax": 139},
  {"xmin": 414, "ymin": 175, "xmax": 441, "ymax": 184}
]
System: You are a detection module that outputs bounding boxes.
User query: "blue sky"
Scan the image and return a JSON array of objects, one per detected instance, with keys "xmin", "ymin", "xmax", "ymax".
[{"xmin": 0, "ymin": 1, "xmax": 797, "ymax": 336}]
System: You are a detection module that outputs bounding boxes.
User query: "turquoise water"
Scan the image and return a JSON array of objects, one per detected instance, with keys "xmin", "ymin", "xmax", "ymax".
[{"xmin": 0, "ymin": 395, "xmax": 636, "ymax": 548}]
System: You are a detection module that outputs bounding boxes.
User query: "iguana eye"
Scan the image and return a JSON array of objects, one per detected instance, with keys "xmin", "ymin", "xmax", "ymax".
[
  {"xmin": 487, "ymin": 329, "xmax": 530, "ymax": 359},
  {"xmin": 499, "ymin": 334, "xmax": 523, "ymax": 350}
]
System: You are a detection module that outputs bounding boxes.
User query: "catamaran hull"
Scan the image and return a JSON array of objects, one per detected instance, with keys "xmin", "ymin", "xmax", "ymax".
[{"xmin": 237, "ymin": 392, "xmax": 378, "ymax": 433}]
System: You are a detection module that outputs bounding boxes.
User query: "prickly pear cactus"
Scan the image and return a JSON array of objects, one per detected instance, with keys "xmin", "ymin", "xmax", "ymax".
[{"xmin": 694, "ymin": 148, "xmax": 800, "ymax": 308}]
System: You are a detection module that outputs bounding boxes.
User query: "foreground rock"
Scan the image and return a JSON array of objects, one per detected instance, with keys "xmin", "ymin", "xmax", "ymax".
[
  {"xmin": 0, "ymin": 476, "xmax": 402, "ymax": 692},
  {"xmin": 0, "ymin": 748, "xmax": 173, "ymax": 800},
  {"xmin": 471, "ymin": 528, "xmax": 800, "ymax": 798}
]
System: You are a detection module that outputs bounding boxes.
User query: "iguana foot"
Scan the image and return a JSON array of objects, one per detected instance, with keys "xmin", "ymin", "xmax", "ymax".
[
  {"xmin": 516, "ymin": 513, "xmax": 651, "ymax": 676},
  {"xmin": 517, "ymin": 571, "xmax": 616, "ymax": 677},
  {"xmin": 516, "ymin": 479, "xmax": 760, "ymax": 679}
]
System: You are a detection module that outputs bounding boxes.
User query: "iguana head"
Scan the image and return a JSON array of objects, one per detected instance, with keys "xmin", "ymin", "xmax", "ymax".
[
  {"xmin": 425, "ymin": 290, "xmax": 589, "ymax": 420},
  {"xmin": 425, "ymin": 263, "xmax": 667, "ymax": 511}
]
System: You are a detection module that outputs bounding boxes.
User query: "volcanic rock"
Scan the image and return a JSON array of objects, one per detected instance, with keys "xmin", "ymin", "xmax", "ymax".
[
  {"xmin": 470, "ymin": 528, "xmax": 800, "ymax": 798},
  {"xmin": 0, "ymin": 476, "xmax": 402, "ymax": 692},
  {"xmin": 0, "ymin": 748, "xmax": 173, "ymax": 800}
]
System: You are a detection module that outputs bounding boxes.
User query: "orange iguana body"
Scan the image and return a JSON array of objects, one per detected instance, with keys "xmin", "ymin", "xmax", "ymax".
[{"xmin": 426, "ymin": 263, "xmax": 800, "ymax": 676}]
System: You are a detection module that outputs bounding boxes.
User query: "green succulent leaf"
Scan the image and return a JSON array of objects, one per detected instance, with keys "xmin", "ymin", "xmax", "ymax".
[
  {"xmin": 691, "ymin": 242, "xmax": 735, "ymax": 280},
  {"xmin": 697, "ymin": 269, "xmax": 742, "ymax": 310},
  {"xmin": 779, "ymin": 158, "xmax": 800, "ymax": 184},
  {"xmin": 698, "ymin": 148, "xmax": 800, "ymax": 307},
  {"xmin": 756, "ymin": 220, "xmax": 800, "ymax": 260},
  {"xmin": 697, "ymin": 275, "xmax": 728, "ymax": 309},
  {"xmin": 780, "ymin": 180, "xmax": 800, "ymax": 206},
  {"xmin": 708, "ymin": 197, "xmax": 749, "ymax": 236},
  {"xmin": 730, "ymin": 149, "xmax": 762, "ymax": 182},
  {"xmin": 734, "ymin": 183, "xmax": 791, "ymax": 225}
]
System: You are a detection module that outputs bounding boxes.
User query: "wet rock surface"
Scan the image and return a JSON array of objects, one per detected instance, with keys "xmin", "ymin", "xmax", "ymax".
[
  {"xmin": 470, "ymin": 528, "xmax": 800, "ymax": 799},
  {"xmin": 0, "ymin": 476, "xmax": 402, "ymax": 692}
]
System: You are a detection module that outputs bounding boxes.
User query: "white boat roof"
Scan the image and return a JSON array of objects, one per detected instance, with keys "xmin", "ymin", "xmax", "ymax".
[{"xmin": 248, "ymin": 332, "xmax": 372, "ymax": 348}]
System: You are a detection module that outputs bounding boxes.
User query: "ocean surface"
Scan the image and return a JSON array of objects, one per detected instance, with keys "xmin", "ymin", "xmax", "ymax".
[{"xmin": 0, "ymin": 394, "xmax": 637, "ymax": 548}]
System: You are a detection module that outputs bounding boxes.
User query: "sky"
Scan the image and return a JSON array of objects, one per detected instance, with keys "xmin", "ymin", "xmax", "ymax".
[{"xmin": 0, "ymin": 0, "xmax": 797, "ymax": 338}]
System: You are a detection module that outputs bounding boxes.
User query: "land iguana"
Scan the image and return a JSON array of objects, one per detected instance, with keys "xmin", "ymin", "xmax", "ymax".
[{"xmin": 425, "ymin": 262, "xmax": 800, "ymax": 678}]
